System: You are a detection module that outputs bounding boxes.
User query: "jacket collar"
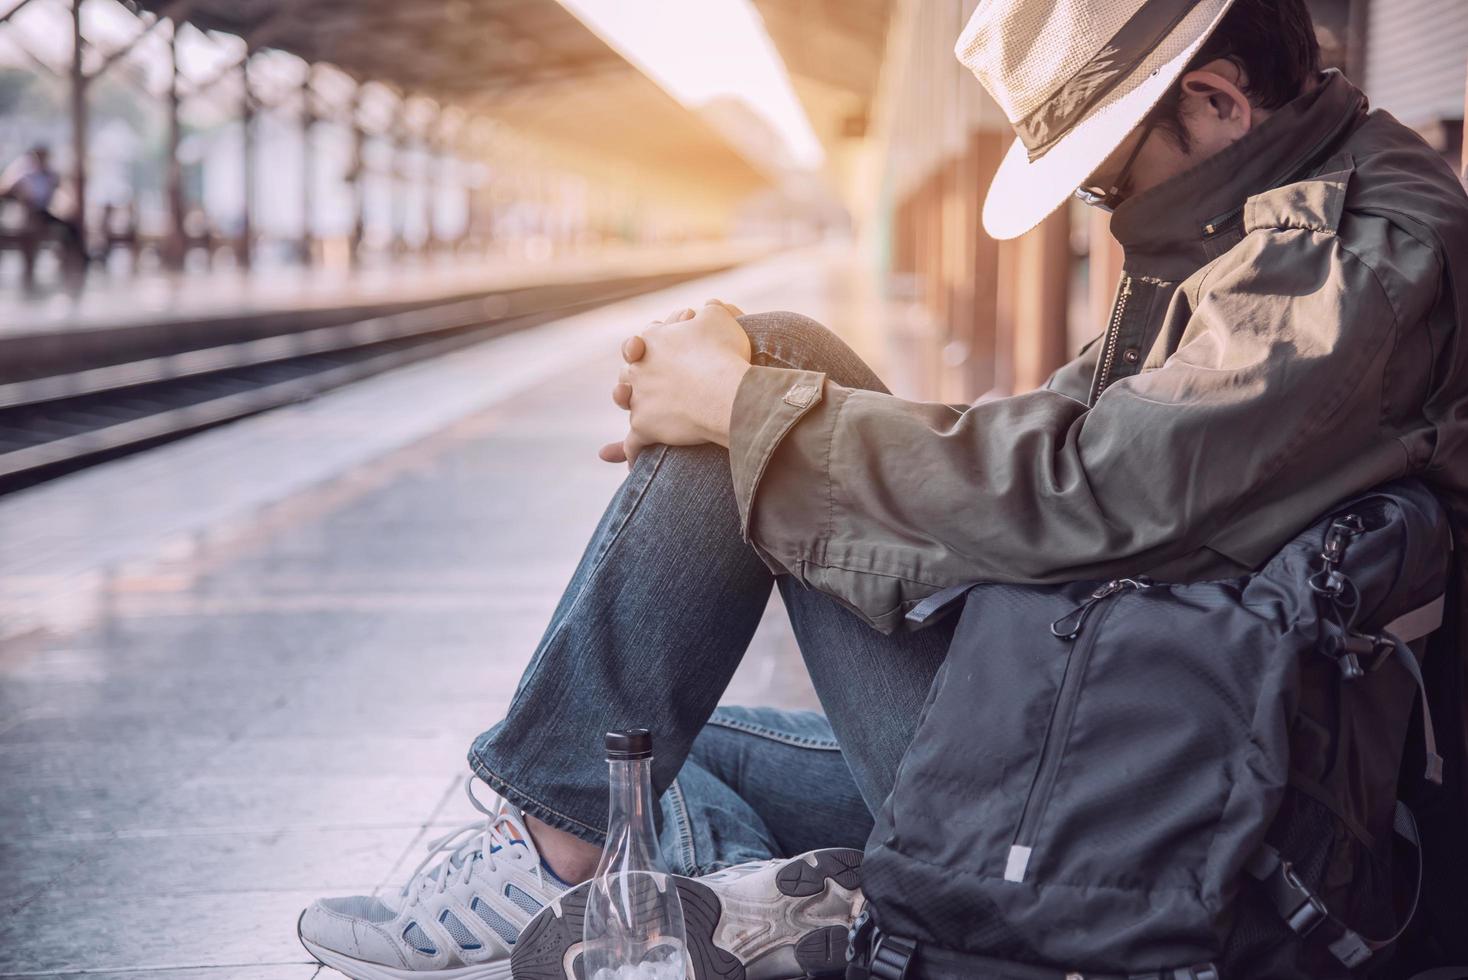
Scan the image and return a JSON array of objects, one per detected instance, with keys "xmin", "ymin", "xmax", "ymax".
[{"xmin": 1108, "ymin": 69, "xmax": 1367, "ymax": 280}]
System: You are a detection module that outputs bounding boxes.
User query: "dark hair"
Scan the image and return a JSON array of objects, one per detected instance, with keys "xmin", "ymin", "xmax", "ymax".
[{"xmin": 1151, "ymin": 0, "xmax": 1321, "ymax": 152}]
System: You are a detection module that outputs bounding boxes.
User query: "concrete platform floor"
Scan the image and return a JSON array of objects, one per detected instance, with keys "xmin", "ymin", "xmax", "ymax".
[{"xmin": 0, "ymin": 245, "xmax": 925, "ymax": 978}]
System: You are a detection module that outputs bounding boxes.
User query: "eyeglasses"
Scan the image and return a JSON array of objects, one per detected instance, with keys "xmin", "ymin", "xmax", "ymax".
[{"xmin": 1074, "ymin": 119, "xmax": 1156, "ymax": 213}]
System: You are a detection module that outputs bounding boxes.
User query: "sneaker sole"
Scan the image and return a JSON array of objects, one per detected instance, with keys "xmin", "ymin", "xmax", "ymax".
[
  {"xmin": 298, "ymin": 910, "xmax": 514, "ymax": 980},
  {"xmin": 509, "ymin": 848, "xmax": 862, "ymax": 980}
]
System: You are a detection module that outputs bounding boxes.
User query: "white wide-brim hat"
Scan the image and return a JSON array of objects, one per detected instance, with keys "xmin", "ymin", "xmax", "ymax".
[{"xmin": 957, "ymin": 0, "xmax": 1239, "ymax": 240}]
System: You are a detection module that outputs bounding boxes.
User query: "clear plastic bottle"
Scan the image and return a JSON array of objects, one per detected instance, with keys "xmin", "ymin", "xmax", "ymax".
[{"xmin": 582, "ymin": 729, "xmax": 687, "ymax": 980}]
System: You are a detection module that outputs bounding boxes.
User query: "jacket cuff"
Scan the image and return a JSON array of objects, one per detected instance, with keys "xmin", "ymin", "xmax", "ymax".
[{"xmin": 728, "ymin": 365, "xmax": 828, "ymax": 540}]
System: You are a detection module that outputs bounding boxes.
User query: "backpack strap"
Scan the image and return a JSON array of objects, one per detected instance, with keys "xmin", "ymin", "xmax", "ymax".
[
  {"xmin": 1126, "ymin": 967, "xmax": 1221, "ymax": 980},
  {"xmin": 1385, "ymin": 633, "xmax": 1446, "ymax": 785},
  {"xmin": 1383, "ymin": 593, "xmax": 1445, "ymax": 644},
  {"xmin": 847, "ymin": 910, "xmax": 1220, "ymax": 980},
  {"xmin": 1318, "ymin": 591, "xmax": 1445, "ymax": 785},
  {"xmin": 905, "ymin": 583, "xmax": 979, "ymax": 628},
  {"xmin": 1246, "ymin": 801, "xmax": 1423, "ymax": 970}
]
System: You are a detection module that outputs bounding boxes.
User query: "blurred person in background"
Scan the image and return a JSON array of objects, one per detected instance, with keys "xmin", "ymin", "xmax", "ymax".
[
  {"xmin": 1, "ymin": 143, "xmax": 85, "ymax": 269},
  {"xmin": 298, "ymin": 0, "xmax": 1468, "ymax": 978}
]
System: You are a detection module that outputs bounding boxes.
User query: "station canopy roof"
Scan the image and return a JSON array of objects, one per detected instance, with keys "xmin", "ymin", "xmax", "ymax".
[
  {"xmin": 751, "ymin": 0, "xmax": 891, "ymax": 151},
  {"xmin": 133, "ymin": 0, "xmax": 766, "ymax": 195}
]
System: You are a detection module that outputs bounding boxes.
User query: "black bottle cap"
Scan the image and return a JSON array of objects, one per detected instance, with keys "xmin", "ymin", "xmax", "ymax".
[{"xmin": 605, "ymin": 728, "xmax": 653, "ymax": 761}]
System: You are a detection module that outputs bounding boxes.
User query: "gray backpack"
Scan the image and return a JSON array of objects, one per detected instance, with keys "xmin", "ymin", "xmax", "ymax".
[{"xmin": 849, "ymin": 480, "xmax": 1453, "ymax": 979}]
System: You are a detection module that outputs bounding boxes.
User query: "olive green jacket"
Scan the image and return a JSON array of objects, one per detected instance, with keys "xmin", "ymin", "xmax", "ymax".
[{"xmin": 729, "ymin": 71, "xmax": 1468, "ymax": 636}]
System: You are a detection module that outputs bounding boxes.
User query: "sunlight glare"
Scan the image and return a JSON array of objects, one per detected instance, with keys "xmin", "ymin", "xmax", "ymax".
[{"xmin": 555, "ymin": 0, "xmax": 824, "ymax": 170}]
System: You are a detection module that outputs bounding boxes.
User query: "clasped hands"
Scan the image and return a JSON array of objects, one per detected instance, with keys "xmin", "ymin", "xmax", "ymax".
[{"xmin": 599, "ymin": 299, "xmax": 752, "ymax": 466}]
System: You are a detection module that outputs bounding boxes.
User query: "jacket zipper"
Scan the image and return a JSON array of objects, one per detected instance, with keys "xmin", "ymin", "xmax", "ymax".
[
  {"xmin": 1004, "ymin": 578, "xmax": 1153, "ymax": 883},
  {"xmin": 1085, "ymin": 115, "xmax": 1350, "ymax": 407},
  {"xmin": 1090, "ymin": 274, "xmax": 1133, "ymax": 402}
]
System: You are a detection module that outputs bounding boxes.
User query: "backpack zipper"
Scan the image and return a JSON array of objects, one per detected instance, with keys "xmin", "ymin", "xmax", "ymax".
[
  {"xmin": 1005, "ymin": 578, "xmax": 1154, "ymax": 883},
  {"xmin": 1048, "ymin": 577, "xmax": 1152, "ymax": 640},
  {"xmin": 1090, "ymin": 274, "xmax": 1133, "ymax": 402}
]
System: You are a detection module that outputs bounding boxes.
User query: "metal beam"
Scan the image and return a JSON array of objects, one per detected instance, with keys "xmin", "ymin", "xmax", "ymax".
[
  {"xmin": 88, "ymin": 0, "xmax": 195, "ymax": 80},
  {"xmin": 0, "ymin": 16, "xmax": 63, "ymax": 77},
  {"xmin": 178, "ymin": 6, "xmax": 297, "ymax": 101},
  {"xmin": 0, "ymin": 0, "xmax": 36, "ymax": 27},
  {"xmin": 163, "ymin": 20, "xmax": 185, "ymax": 269},
  {"xmin": 69, "ymin": 0, "xmax": 87, "ymax": 251}
]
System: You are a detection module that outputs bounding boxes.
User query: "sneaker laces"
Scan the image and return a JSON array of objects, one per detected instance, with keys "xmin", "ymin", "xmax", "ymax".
[{"xmin": 400, "ymin": 776, "xmax": 543, "ymax": 907}]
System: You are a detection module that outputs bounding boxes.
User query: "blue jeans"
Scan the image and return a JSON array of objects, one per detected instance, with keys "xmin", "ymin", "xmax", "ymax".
[{"xmin": 468, "ymin": 312, "xmax": 955, "ymax": 875}]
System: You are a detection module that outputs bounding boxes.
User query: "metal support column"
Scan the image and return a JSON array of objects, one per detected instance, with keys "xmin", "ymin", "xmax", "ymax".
[
  {"xmin": 69, "ymin": 0, "xmax": 88, "ymax": 254},
  {"xmin": 164, "ymin": 20, "xmax": 186, "ymax": 269},
  {"xmin": 460, "ymin": 126, "xmax": 480, "ymax": 253},
  {"xmin": 390, "ymin": 101, "xmax": 406, "ymax": 255},
  {"xmin": 348, "ymin": 88, "xmax": 365, "ymax": 265},
  {"xmin": 237, "ymin": 56, "xmax": 254, "ymax": 269},
  {"xmin": 1007, "ymin": 209, "xmax": 1071, "ymax": 393},
  {"xmin": 299, "ymin": 69, "xmax": 314, "ymax": 265},
  {"xmin": 967, "ymin": 130, "xmax": 1006, "ymax": 397},
  {"xmin": 425, "ymin": 112, "xmax": 442, "ymax": 254}
]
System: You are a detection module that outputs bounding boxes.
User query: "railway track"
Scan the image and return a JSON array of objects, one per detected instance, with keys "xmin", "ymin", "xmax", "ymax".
[{"xmin": 0, "ymin": 269, "xmax": 712, "ymax": 493}]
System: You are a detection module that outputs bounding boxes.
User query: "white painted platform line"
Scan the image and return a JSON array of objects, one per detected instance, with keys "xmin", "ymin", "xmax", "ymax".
[{"xmin": 0, "ymin": 247, "xmax": 835, "ymax": 641}]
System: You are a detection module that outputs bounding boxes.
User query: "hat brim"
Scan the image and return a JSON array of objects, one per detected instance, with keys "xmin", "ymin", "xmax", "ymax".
[{"xmin": 981, "ymin": 0, "xmax": 1238, "ymax": 240}]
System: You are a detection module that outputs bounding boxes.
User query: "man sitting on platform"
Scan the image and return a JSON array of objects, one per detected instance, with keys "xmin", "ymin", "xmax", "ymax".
[{"xmin": 298, "ymin": 1, "xmax": 1468, "ymax": 977}]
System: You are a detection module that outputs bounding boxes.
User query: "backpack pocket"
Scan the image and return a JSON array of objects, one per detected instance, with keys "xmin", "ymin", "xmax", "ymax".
[{"xmin": 873, "ymin": 578, "xmax": 1292, "ymax": 970}]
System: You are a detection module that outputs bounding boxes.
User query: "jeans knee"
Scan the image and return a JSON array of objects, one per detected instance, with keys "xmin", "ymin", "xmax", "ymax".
[
  {"xmin": 628, "ymin": 441, "xmax": 727, "ymax": 485},
  {"xmin": 736, "ymin": 311, "xmax": 885, "ymax": 392},
  {"xmin": 737, "ymin": 310, "xmax": 833, "ymax": 359}
]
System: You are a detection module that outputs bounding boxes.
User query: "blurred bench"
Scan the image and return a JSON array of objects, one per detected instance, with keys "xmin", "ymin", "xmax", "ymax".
[{"xmin": 0, "ymin": 219, "xmax": 73, "ymax": 286}]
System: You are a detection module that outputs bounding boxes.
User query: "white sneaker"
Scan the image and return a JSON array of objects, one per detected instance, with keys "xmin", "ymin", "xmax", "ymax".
[
  {"xmin": 299, "ymin": 778, "xmax": 570, "ymax": 980},
  {"xmin": 510, "ymin": 848, "xmax": 865, "ymax": 980}
]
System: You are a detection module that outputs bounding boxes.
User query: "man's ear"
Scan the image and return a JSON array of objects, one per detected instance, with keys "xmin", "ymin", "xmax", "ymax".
[{"xmin": 1179, "ymin": 62, "xmax": 1253, "ymax": 134}]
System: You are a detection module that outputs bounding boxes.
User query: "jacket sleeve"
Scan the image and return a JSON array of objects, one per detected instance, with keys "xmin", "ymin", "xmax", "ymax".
[{"xmin": 728, "ymin": 228, "xmax": 1433, "ymax": 632}]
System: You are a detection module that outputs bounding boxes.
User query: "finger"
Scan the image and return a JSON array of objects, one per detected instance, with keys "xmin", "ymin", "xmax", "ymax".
[
  {"xmin": 623, "ymin": 432, "xmax": 649, "ymax": 467},
  {"xmin": 706, "ymin": 298, "xmax": 744, "ymax": 317},
  {"xmin": 621, "ymin": 334, "xmax": 646, "ymax": 363},
  {"xmin": 599, "ymin": 440, "xmax": 628, "ymax": 463},
  {"xmin": 665, "ymin": 307, "xmax": 694, "ymax": 324},
  {"xmin": 612, "ymin": 382, "xmax": 632, "ymax": 411}
]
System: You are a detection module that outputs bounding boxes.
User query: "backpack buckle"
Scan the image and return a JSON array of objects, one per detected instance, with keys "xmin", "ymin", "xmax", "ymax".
[
  {"xmin": 1320, "ymin": 629, "xmax": 1398, "ymax": 680},
  {"xmin": 846, "ymin": 910, "xmax": 916, "ymax": 980},
  {"xmin": 847, "ymin": 908, "xmax": 874, "ymax": 965},
  {"xmin": 1182, "ymin": 966, "xmax": 1221, "ymax": 980},
  {"xmin": 1281, "ymin": 865, "xmax": 1329, "ymax": 936},
  {"xmin": 1327, "ymin": 932, "xmax": 1371, "ymax": 969},
  {"xmin": 870, "ymin": 933, "xmax": 917, "ymax": 980}
]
